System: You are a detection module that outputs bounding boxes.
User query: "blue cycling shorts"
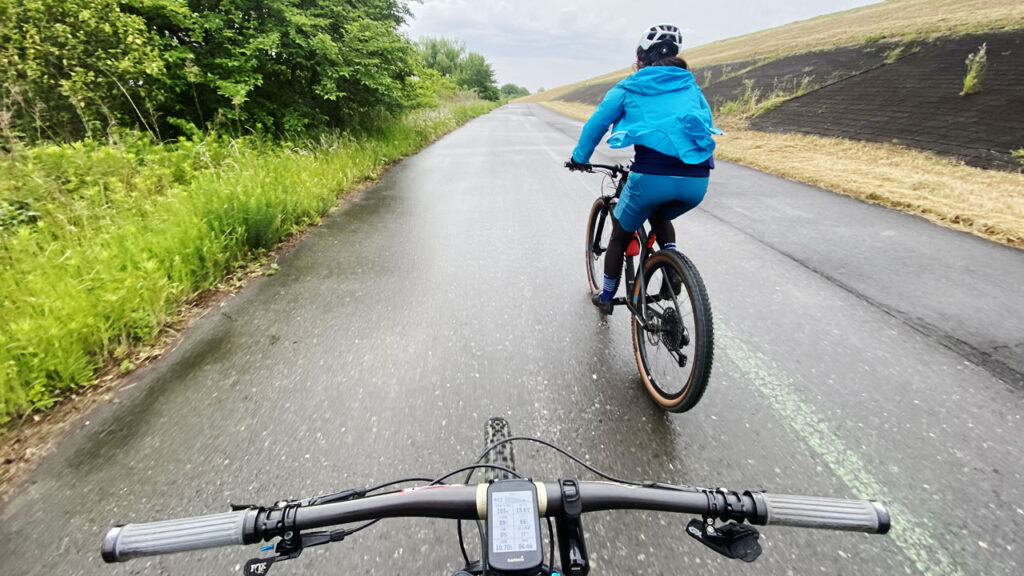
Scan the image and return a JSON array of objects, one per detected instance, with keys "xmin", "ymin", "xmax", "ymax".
[{"xmin": 612, "ymin": 172, "xmax": 709, "ymax": 232}]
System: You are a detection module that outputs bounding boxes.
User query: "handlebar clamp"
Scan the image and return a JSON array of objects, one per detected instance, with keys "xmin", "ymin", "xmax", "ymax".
[
  {"xmin": 559, "ymin": 478, "xmax": 583, "ymax": 518},
  {"xmin": 556, "ymin": 478, "xmax": 590, "ymax": 576},
  {"xmin": 254, "ymin": 501, "xmax": 301, "ymax": 546}
]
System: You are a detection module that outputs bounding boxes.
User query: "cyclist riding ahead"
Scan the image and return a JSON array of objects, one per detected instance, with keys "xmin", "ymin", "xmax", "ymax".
[{"xmin": 568, "ymin": 24, "xmax": 721, "ymax": 315}]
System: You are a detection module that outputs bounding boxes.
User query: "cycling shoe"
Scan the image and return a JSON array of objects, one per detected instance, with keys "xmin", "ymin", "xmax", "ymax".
[{"xmin": 591, "ymin": 293, "xmax": 613, "ymax": 315}]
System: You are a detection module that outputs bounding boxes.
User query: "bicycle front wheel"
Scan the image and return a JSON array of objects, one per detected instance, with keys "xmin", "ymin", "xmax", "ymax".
[
  {"xmin": 585, "ymin": 197, "xmax": 613, "ymax": 293},
  {"xmin": 631, "ymin": 250, "xmax": 714, "ymax": 413},
  {"xmin": 482, "ymin": 417, "xmax": 516, "ymax": 481}
]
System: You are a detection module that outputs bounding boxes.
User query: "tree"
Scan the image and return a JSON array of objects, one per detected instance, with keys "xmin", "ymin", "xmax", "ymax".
[
  {"xmin": 417, "ymin": 37, "xmax": 466, "ymax": 78},
  {"xmin": 416, "ymin": 36, "xmax": 502, "ymax": 103},
  {"xmin": 455, "ymin": 52, "xmax": 500, "ymax": 101},
  {"xmin": 0, "ymin": 0, "xmax": 169, "ymax": 142},
  {"xmin": 1, "ymin": 0, "xmax": 425, "ymax": 142},
  {"xmin": 130, "ymin": 0, "xmax": 421, "ymax": 133},
  {"xmin": 500, "ymin": 84, "xmax": 530, "ymax": 99}
]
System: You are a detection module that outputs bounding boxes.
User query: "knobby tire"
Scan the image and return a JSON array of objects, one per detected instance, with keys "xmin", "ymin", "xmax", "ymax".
[{"xmin": 631, "ymin": 250, "xmax": 714, "ymax": 413}]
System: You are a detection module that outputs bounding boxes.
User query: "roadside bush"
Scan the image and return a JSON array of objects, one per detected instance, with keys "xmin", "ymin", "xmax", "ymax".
[
  {"xmin": 406, "ymin": 67, "xmax": 460, "ymax": 109},
  {"xmin": 1, "ymin": 0, "xmax": 428, "ymax": 143},
  {"xmin": 500, "ymin": 84, "xmax": 531, "ymax": 99},
  {"xmin": 0, "ymin": 0, "xmax": 168, "ymax": 143},
  {"xmin": 417, "ymin": 38, "xmax": 501, "ymax": 102}
]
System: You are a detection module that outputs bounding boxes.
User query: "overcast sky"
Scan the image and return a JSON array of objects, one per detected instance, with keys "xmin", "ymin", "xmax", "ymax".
[{"xmin": 402, "ymin": 0, "xmax": 879, "ymax": 91}]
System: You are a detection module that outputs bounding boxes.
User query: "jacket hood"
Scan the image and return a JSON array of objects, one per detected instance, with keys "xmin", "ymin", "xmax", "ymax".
[{"xmin": 617, "ymin": 66, "xmax": 697, "ymax": 95}]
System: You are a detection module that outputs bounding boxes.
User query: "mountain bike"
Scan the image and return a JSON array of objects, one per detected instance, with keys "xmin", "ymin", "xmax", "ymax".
[
  {"xmin": 566, "ymin": 161, "xmax": 713, "ymax": 413},
  {"xmin": 102, "ymin": 418, "xmax": 890, "ymax": 576}
]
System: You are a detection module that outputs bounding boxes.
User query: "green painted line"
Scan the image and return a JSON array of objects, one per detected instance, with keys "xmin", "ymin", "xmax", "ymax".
[{"xmin": 721, "ymin": 325, "xmax": 962, "ymax": 576}]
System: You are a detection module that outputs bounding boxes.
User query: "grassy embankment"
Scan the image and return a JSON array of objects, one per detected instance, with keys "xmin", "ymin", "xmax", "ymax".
[
  {"xmin": 527, "ymin": 0, "xmax": 1024, "ymax": 248},
  {"xmin": 0, "ymin": 100, "xmax": 497, "ymax": 425}
]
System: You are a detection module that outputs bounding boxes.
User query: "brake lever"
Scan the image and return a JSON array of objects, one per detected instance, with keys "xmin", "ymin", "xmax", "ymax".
[
  {"xmin": 686, "ymin": 518, "xmax": 762, "ymax": 563},
  {"xmin": 242, "ymin": 530, "xmax": 340, "ymax": 575},
  {"xmin": 243, "ymin": 553, "xmax": 292, "ymax": 576}
]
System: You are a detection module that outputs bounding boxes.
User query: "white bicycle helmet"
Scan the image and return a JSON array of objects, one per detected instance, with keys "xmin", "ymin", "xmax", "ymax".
[{"xmin": 637, "ymin": 23, "xmax": 683, "ymax": 65}]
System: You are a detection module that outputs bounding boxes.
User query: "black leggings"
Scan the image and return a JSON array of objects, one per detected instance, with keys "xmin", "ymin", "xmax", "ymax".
[{"xmin": 604, "ymin": 208, "xmax": 677, "ymax": 281}]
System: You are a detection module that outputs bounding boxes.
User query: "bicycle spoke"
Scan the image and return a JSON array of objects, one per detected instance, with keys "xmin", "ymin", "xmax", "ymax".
[{"xmin": 632, "ymin": 250, "xmax": 713, "ymax": 412}]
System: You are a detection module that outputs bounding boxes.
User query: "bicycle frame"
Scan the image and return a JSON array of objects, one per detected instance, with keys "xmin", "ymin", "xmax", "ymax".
[
  {"xmin": 590, "ymin": 167, "xmax": 665, "ymax": 332},
  {"xmin": 622, "ymin": 224, "xmax": 658, "ymax": 331}
]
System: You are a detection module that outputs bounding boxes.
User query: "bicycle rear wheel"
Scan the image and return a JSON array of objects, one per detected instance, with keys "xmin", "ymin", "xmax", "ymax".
[
  {"xmin": 631, "ymin": 250, "xmax": 714, "ymax": 413},
  {"xmin": 483, "ymin": 417, "xmax": 516, "ymax": 481},
  {"xmin": 585, "ymin": 197, "xmax": 613, "ymax": 293}
]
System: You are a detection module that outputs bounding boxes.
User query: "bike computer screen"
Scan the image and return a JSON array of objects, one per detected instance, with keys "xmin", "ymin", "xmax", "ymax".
[{"xmin": 486, "ymin": 480, "xmax": 543, "ymax": 575}]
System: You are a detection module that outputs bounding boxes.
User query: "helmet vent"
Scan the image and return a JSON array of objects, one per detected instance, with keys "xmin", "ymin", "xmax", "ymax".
[{"xmin": 638, "ymin": 23, "xmax": 684, "ymax": 53}]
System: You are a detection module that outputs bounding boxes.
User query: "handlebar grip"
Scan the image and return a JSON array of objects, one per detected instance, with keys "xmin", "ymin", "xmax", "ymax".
[
  {"xmin": 101, "ymin": 510, "xmax": 251, "ymax": 563},
  {"xmin": 759, "ymin": 493, "xmax": 890, "ymax": 534}
]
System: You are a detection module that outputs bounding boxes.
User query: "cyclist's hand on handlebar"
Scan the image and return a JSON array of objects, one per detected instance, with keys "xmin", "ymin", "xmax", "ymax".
[{"xmin": 565, "ymin": 158, "xmax": 591, "ymax": 172}]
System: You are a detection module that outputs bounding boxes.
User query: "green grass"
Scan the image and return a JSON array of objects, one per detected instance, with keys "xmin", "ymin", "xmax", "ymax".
[
  {"xmin": 714, "ymin": 75, "xmax": 814, "ymax": 119},
  {"xmin": 0, "ymin": 100, "xmax": 496, "ymax": 423},
  {"xmin": 884, "ymin": 44, "xmax": 906, "ymax": 64}
]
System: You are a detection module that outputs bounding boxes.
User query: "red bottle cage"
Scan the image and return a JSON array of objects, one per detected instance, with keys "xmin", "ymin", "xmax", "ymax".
[
  {"xmin": 626, "ymin": 233, "xmax": 657, "ymax": 258},
  {"xmin": 626, "ymin": 234, "xmax": 641, "ymax": 257}
]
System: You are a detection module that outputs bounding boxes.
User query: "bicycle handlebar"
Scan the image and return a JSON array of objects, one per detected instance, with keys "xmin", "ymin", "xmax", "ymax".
[
  {"xmin": 102, "ymin": 482, "xmax": 889, "ymax": 563},
  {"xmin": 564, "ymin": 161, "xmax": 628, "ymax": 176}
]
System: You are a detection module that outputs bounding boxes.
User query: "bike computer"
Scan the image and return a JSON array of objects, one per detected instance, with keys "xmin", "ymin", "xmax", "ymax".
[{"xmin": 486, "ymin": 479, "xmax": 543, "ymax": 575}]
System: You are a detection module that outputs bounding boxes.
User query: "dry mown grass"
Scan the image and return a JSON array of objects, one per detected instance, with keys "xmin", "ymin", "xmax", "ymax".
[
  {"xmin": 524, "ymin": 0, "xmax": 1024, "ymax": 103},
  {"xmin": 519, "ymin": 68, "xmax": 631, "ymax": 103},
  {"xmin": 541, "ymin": 101, "xmax": 1024, "ymax": 249},
  {"xmin": 686, "ymin": 0, "xmax": 1024, "ymax": 68}
]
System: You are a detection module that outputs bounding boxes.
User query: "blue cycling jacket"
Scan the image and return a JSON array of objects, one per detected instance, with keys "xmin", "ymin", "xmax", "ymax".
[{"xmin": 571, "ymin": 66, "xmax": 721, "ymax": 165}]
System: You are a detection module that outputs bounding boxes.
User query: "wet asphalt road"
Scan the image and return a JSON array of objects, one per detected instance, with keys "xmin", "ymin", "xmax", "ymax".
[{"xmin": 1, "ymin": 103, "xmax": 1023, "ymax": 576}]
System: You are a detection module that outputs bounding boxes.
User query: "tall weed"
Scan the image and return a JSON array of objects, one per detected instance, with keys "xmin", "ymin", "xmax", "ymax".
[
  {"xmin": 883, "ymin": 45, "xmax": 905, "ymax": 64},
  {"xmin": 714, "ymin": 76, "xmax": 815, "ymax": 120},
  {"xmin": 961, "ymin": 43, "xmax": 988, "ymax": 95},
  {"xmin": 0, "ymin": 100, "xmax": 497, "ymax": 422}
]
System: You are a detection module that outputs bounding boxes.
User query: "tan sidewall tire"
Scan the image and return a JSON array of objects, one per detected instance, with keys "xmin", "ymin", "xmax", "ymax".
[{"xmin": 631, "ymin": 250, "xmax": 714, "ymax": 413}]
